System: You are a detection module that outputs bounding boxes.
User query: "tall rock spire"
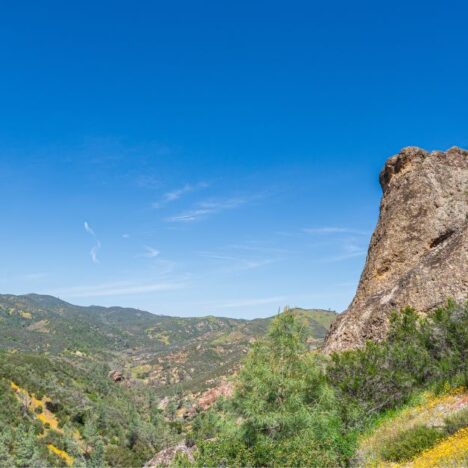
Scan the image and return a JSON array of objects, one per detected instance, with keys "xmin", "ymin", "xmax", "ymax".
[{"xmin": 323, "ymin": 146, "xmax": 468, "ymax": 353}]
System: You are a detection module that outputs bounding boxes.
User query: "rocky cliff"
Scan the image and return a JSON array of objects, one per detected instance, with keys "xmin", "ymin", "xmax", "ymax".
[{"xmin": 324, "ymin": 146, "xmax": 467, "ymax": 353}]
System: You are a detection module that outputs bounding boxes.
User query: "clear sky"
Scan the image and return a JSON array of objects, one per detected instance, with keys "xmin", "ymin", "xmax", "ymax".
[{"xmin": 0, "ymin": 1, "xmax": 466, "ymax": 318}]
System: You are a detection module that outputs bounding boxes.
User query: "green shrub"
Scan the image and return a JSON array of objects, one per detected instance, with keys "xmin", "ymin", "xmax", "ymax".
[
  {"xmin": 328, "ymin": 303, "xmax": 468, "ymax": 430},
  {"xmin": 194, "ymin": 303, "xmax": 467, "ymax": 466},
  {"xmin": 444, "ymin": 407, "xmax": 468, "ymax": 435},
  {"xmin": 380, "ymin": 425, "xmax": 444, "ymax": 462}
]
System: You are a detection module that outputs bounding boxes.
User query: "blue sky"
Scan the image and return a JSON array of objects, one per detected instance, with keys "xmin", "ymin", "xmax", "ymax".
[{"xmin": 0, "ymin": 1, "xmax": 466, "ymax": 318}]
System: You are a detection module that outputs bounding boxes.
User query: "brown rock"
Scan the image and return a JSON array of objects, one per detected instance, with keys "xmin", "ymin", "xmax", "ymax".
[
  {"xmin": 108, "ymin": 370, "xmax": 125, "ymax": 382},
  {"xmin": 144, "ymin": 443, "xmax": 195, "ymax": 467},
  {"xmin": 324, "ymin": 146, "xmax": 468, "ymax": 353},
  {"xmin": 197, "ymin": 380, "xmax": 234, "ymax": 411}
]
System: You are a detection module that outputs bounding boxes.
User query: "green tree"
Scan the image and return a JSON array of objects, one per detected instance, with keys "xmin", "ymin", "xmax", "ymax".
[
  {"xmin": 88, "ymin": 438, "xmax": 105, "ymax": 468},
  {"xmin": 197, "ymin": 308, "xmax": 351, "ymax": 466},
  {"xmin": 0, "ymin": 429, "xmax": 14, "ymax": 467},
  {"xmin": 14, "ymin": 426, "xmax": 42, "ymax": 468}
]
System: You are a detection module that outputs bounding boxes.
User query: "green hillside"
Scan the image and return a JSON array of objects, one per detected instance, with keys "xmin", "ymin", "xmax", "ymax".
[
  {"xmin": 0, "ymin": 294, "xmax": 336, "ymax": 394},
  {"xmin": 0, "ymin": 294, "xmax": 337, "ymax": 466}
]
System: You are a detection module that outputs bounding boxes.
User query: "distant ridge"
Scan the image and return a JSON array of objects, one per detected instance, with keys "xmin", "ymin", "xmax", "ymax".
[{"xmin": 0, "ymin": 293, "xmax": 336, "ymax": 393}]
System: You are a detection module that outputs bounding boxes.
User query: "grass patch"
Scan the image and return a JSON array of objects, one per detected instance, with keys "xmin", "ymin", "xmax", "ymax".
[
  {"xmin": 380, "ymin": 425, "xmax": 444, "ymax": 462},
  {"xmin": 444, "ymin": 406, "xmax": 468, "ymax": 435}
]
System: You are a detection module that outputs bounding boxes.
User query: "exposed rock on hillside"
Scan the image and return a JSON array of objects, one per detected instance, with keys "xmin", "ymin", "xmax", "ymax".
[
  {"xmin": 324, "ymin": 146, "xmax": 467, "ymax": 352},
  {"xmin": 108, "ymin": 370, "xmax": 125, "ymax": 382},
  {"xmin": 144, "ymin": 443, "xmax": 195, "ymax": 467}
]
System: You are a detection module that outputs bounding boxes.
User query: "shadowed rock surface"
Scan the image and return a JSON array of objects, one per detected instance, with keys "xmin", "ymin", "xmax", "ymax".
[{"xmin": 324, "ymin": 146, "xmax": 468, "ymax": 353}]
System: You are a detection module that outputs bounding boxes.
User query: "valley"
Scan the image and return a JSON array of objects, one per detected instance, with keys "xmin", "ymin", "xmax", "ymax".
[
  {"xmin": 0, "ymin": 293, "xmax": 337, "ymax": 466},
  {"xmin": 0, "ymin": 293, "xmax": 336, "ymax": 395}
]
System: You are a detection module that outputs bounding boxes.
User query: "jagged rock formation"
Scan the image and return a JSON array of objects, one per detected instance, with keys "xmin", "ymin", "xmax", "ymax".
[{"xmin": 324, "ymin": 146, "xmax": 468, "ymax": 353}]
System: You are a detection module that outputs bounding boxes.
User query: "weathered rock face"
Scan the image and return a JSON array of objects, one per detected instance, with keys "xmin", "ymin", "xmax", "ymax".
[{"xmin": 324, "ymin": 146, "xmax": 468, "ymax": 353}]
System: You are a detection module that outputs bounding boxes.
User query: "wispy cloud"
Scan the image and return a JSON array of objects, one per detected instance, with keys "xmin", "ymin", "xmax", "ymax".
[
  {"xmin": 90, "ymin": 241, "xmax": 101, "ymax": 264},
  {"xmin": 21, "ymin": 272, "xmax": 48, "ymax": 281},
  {"xmin": 219, "ymin": 296, "xmax": 286, "ymax": 308},
  {"xmin": 153, "ymin": 182, "xmax": 208, "ymax": 209},
  {"xmin": 50, "ymin": 280, "xmax": 184, "ymax": 298},
  {"xmin": 321, "ymin": 242, "xmax": 367, "ymax": 262},
  {"xmin": 324, "ymin": 250, "xmax": 366, "ymax": 262},
  {"xmin": 167, "ymin": 195, "xmax": 257, "ymax": 222},
  {"xmin": 143, "ymin": 246, "xmax": 160, "ymax": 258},
  {"xmin": 303, "ymin": 227, "xmax": 370, "ymax": 235},
  {"xmin": 228, "ymin": 242, "xmax": 292, "ymax": 255},
  {"xmin": 84, "ymin": 221, "xmax": 95, "ymax": 236},
  {"xmin": 135, "ymin": 174, "xmax": 160, "ymax": 189},
  {"xmin": 84, "ymin": 221, "xmax": 101, "ymax": 264},
  {"xmin": 198, "ymin": 251, "xmax": 280, "ymax": 272}
]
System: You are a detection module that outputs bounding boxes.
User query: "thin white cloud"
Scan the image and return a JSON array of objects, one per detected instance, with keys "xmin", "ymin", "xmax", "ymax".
[
  {"xmin": 167, "ymin": 195, "xmax": 255, "ymax": 222},
  {"xmin": 153, "ymin": 182, "xmax": 208, "ymax": 209},
  {"xmin": 84, "ymin": 221, "xmax": 101, "ymax": 264},
  {"xmin": 228, "ymin": 242, "xmax": 292, "ymax": 255},
  {"xmin": 219, "ymin": 296, "xmax": 286, "ymax": 308},
  {"xmin": 164, "ymin": 184, "xmax": 192, "ymax": 202},
  {"xmin": 21, "ymin": 272, "xmax": 48, "ymax": 281},
  {"xmin": 122, "ymin": 233, "xmax": 130, "ymax": 239},
  {"xmin": 50, "ymin": 280, "xmax": 184, "ymax": 298},
  {"xmin": 136, "ymin": 174, "xmax": 160, "ymax": 189},
  {"xmin": 324, "ymin": 250, "xmax": 366, "ymax": 262},
  {"xmin": 198, "ymin": 251, "xmax": 280, "ymax": 272},
  {"xmin": 84, "ymin": 221, "xmax": 95, "ymax": 236},
  {"xmin": 320, "ymin": 242, "xmax": 367, "ymax": 262},
  {"xmin": 144, "ymin": 246, "xmax": 160, "ymax": 258},
  {"xmin": 303, "ymin": 227, "xmax": 369, "ymax": 235},
  {"xmin": 90, "ymin": 241, "xmax": 101, "ymax": 264}
]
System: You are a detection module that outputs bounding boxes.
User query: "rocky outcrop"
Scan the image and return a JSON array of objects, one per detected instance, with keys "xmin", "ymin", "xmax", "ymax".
[
  {"xmin": 324, "ymin": 146, "xmax": 467, "ymax": 353},
  {"xmin": 108, "ymin": 370, "xmax": 125, "ymax": 382},
  {"xmin": 197, "ymin": 380, "xmax": 233, "ymax": 411},
  {"xmin": 144, "ymin": 443, "xmax": 195, "ymax": 467}
]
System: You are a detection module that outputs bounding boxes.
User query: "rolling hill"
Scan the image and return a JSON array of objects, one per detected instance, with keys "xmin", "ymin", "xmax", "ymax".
[
  {"xmin": 0, "ymin": 293, "xmax": 336, "ymax": 394},
  {"xmin": 0, "ymin": 293, "xmax": 337, "ymax": 465}
]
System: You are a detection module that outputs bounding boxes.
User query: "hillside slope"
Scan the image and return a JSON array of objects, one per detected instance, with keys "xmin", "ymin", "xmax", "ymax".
[
  {"xmin": 0, "ymin": 294, "xmax": 336, "ymax": 393},
  {"xmin": 0, "ymin": 295, "xmax": 337, "ymax": 466}
]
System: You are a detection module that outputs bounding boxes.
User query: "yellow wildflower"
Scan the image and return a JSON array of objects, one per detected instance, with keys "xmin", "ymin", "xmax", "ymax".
[
  {"xmin": 411, "ymin": 427, "xmax": 468, "ymax": 467},
  {"xmin": 47, "ymin": 444, "xmax": 74, "ymax": 466}
]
